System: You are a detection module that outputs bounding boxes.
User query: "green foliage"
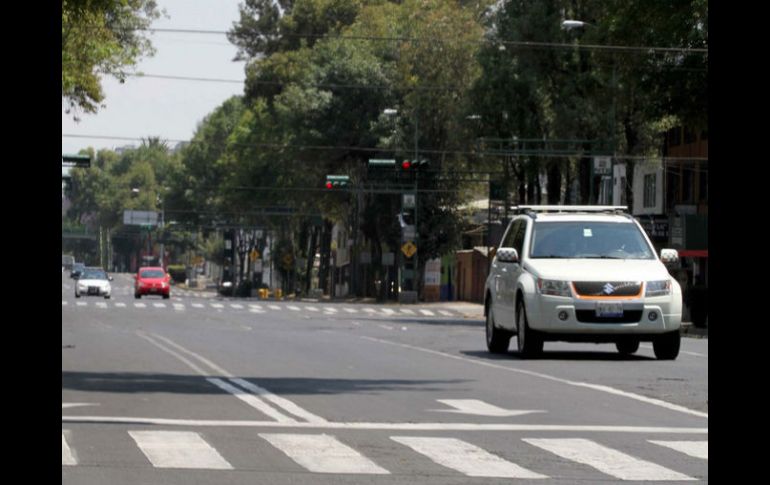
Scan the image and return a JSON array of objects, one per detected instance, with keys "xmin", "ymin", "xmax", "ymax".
[{"xmin": 62, "ymin": 0, "xmax": 162, "ymax": 118}]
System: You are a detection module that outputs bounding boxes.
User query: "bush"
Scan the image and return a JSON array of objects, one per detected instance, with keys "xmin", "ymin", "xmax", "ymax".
[{"xmin": 166, "ymin": 265, "xmax": 187, "ymax": 283}]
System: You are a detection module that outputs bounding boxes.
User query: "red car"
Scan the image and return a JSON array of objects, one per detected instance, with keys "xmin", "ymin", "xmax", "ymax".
[{"xmin": 134, "ymin": 267, "xmax": 171, "ymax": 299}]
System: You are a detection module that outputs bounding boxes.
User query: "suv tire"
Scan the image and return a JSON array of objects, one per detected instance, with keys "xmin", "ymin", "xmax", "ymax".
[
  {"xmin": 652, "ymin": 331, "xmax": 680, "ymax": 360},
  {"xmin": 616, "ymin": 339, "xmax": 640, "ymax": 355},
  {"xmin": 516, "ymin": 299, "xmax": 543, "ymax": 358},
  {"xmin": 486, "ymin": 302, "xmax": 512, "ymax": 353}
]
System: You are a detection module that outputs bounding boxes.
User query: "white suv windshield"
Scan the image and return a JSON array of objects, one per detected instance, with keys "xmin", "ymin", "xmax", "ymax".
[{"xmin": 530, "ymin": 221, "xmax": 655, "ymax": 260}]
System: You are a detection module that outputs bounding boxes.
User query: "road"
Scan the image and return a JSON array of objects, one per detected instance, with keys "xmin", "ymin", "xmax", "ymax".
[{"xmin": 62, "ymin": 273, "xmax": 708, "ymax": 484}]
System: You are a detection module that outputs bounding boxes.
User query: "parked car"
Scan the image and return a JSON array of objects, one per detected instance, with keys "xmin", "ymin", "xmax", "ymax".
[
  {"xmin": 484, "ymin": 205, "xmax": 683, "ymax": 360},
  {"xmin": 70, "ymin": 263, "xmax": 85, "ymax": 279},
  {"xmin": 75, "ymin": 267, "xmax": 113, "ymax": 299},
  {"xmin": 134, "ymin": 266, "xmax": 171, "ymax": 299},
  {"xmin": 62, "ymin": 254, "xmax": 75, "ymax": 271}
]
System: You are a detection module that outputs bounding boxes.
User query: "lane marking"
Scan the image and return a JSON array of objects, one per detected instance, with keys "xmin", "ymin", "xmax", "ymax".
[
  {"xmin": 524, "ymin": 438, "xmax": 695, "ymax": 481},
  {"xmin": 392, "ymin": 436, "xmax": 546, "ymax": 479},
  {"xmin": 114, "ymin": 302, "xmax": 126, "ymax": 308},
  {"xmin": 191, "ymin": 303, "xmax": 204, "ymax": 309},
  {"xmin": 433, "ymin": 399, "xmax": 545, "ymax": 417},
  {"xmin": 649, "ymin": 440, "xmax": 708, "ymax": 460},
  {"xmin": 206, "ymin": 378, "xmax": 296, "ymax": 423},
  {"xmin": 399, "ymin": 308, "xmax": 416, "ymax": 315},
  {"xmin": 139, "ymin": 332, "xmax": 324, "ymax": 424},
  {"xmin": 76, "ymin": 302, "xmax": 87, "ymax": 307},
  {"xmin": 230, "ymin": 378, "xmax": 328, "ymax": 424},
  {"xmin": 153, "ymin": 303, "xmax": 166, "ymax": 308},
  {"xmin": 306, "ymin": 306, "xmax": 319, "ymax": 312},
  {"xmin": 260, "ymin": 433, "xmax": 389, "ymax": 474},
  {"xmin": 380, "ymin": 308, "xmax": 395, "ymax": 315},
  {"xmin": 230, "ymin": 304, "xmax": 244, "ymax": 309},
  {"xmin": 438, "ymin": 310, "xmax": 454, "ymax": 316},
  {"xmin": 343, "ymin": 308, "xmax": 358, "ymax": 313},
  {"xmin": 287, "ymin": 306, "xmax": 301, "ymax": 311},
  {"xmin": 268, "ymin": 305, "xmax": 281, "ymax": 310},
  {"xmin": 360, "ymin": 336, "xmax": 708, "ymax": 419},
  {"xmin": 129, "ymin": 430, "xmax": 233, "ymax": 469},
  {"xmin": 211, "ymin": 303, "xmax": 224, "ymax": 309},
  {"xmin": 61, "ymin": 415, "xmax": 707, "ymax": 433},
  {"xmin": 324, "ymin": 307, "xmax": 338, "ymax": 313},
  {"xmin": 62, "ymin": 301, "xmax": 68, "ymax": 306},
  {"xmin": 134, "ymin": 303, "xmax": 146, "ymax": 308},
  {"xmin": 173, "ymin": 303, "xmax": 185, "ymax": 311},
  {"xmin": 363, "ymin": 308, "xmax": 377, "ymax": 314},
  {"xmin": 62, "ymin": 432, "xmax": 77, "ymax": 466},
  {"xmin": 419, "ymin": 309, "xmax": 435, "ymax": 316}
]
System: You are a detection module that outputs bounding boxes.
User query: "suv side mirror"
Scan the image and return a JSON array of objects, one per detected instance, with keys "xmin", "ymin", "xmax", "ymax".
[
  {"xmin": 660, "ymin": 248, "xmax": 679, "ymax": 265},
  {"xmin": 496, "ymin": 247, "xmax": 519, "ymax": 263}
]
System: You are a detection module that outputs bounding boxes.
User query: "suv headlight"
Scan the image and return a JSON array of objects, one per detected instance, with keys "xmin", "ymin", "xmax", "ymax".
[
  {"xmin": 537, "ymin": 279, "xmax": 572, "ymax": 297},
  {"xmin": 646, "ymin": 280, "xmax": 672, "ymax": 296}
]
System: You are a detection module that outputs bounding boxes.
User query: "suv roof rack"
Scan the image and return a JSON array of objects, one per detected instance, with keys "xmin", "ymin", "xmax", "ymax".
[{"xmin": 511, "ymin": 205, "xmax": 629, "ymax": 218}]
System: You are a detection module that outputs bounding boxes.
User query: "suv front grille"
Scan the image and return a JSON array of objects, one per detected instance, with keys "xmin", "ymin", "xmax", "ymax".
[{"xmin": 573, "ymin": 281, "xmax": 641, "ymax": 297}]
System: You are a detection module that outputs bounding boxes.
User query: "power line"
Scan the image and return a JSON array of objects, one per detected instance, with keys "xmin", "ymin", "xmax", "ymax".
[
  {"xmin": 145, "ymin": 28, "xmax": 707, "ymax": 55},
  {"xmin": 61, "ymin": 134, "xmax": 708, "ymax": 162}
]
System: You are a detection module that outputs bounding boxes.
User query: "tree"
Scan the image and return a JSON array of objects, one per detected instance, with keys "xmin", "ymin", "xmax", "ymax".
[{"xmin": 62, "ymin": 0, "xmax": 162, "ymax": 118}]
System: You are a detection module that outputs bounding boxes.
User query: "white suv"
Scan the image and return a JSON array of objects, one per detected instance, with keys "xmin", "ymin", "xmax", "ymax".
[{"xmin": 484, "ymin": 206, "xmax": 682, "ymax": 360}]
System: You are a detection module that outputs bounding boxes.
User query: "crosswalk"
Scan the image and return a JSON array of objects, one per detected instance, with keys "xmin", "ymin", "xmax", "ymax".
[
  {"xmin": 62, "ymin": 429, "xmax": 706, "ymax": 480},
  {"xmin": 61, "ymin": 300, "xmax": 469, "ymax": 319}
]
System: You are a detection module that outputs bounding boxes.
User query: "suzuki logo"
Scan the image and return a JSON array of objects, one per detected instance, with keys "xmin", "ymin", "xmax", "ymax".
[{"xmin": 603, "ymin": 283, "xmax": 616, "ymax": 295}]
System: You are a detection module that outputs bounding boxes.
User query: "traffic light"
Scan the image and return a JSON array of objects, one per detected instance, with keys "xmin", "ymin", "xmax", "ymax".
[
  {"xmin": 400, "ymin": 159, "xmax": 428, "ymax": 170},
  {"xmin": 325, "ymin": 175, "xmax": 350, "ymax": 189}
]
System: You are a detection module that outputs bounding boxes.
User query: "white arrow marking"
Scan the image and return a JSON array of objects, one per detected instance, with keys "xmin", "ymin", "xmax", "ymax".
[{"xmin": 432, "ymin": 399, "xmax": 546, "ymax": 417}]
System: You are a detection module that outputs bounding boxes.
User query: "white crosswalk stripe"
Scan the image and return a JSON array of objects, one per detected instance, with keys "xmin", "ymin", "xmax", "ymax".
[
  {"xmin": 399, "ymin": 308, "xmax": 416, "ymax": 315},
  {"xmin": 259, "ymin": 433, "xmax": 389, "ymax": 474},
  {"xmin": 343, "ymin": 307, "xmax": 358, "ymax": 313},
  {"xmin": 153, "ymin": 303, "xmax": 166, "ymax": 308},
  {"xmin": 114, "ymin": 302, "xmax": 126, "ymax": 308},
  {"xmin": 438, "ymin": 310, "xmax": 454, "ymax": 316},
  {"xmin": 524, "ymin": 438, "xmax": 696, "ymax": 481},
  {"xmin": 392, "ymin": 436, "xmax": 547, "ymax": 479},
  {"xmin": 173, "ymin": 303, "xmax": 185, "ymax": 311},
  {"xmin": 62, "ymin": 301, "xmax": 68, "ymax": 306},
  {"xmin": 287, "ymin": 305, "xmax": 301, "ymax": 311},
  {"xmin": 62, "ymin": 429, "xmax": 707, "ymax": 478},
  {"xmin": 649, "ymin": 440, "xmax": 708, "ymax": 460},
  {"xmin": 419, "ymin": 309, "xmax": 435, "ymax": 316},
  {"xmin": 211, "ymin": 303, "xmax": 224, "ymax": 309},
  {"xmin": 129, "ymin": 430, "xmax": 233, "ymax": 469},
  {"xmin": 230, "ymin": 304, "xmax": 244, "ymax": 309},
  {"xmin": 134, "ymin": 303, "xmax": 146, "ymax": 308},
  {"xmin": 268, "ymin": 305, "xmax": 281, "ymax": 310},
  {"xmin": 62, "ymin": 432, "xmax": 77, "ymax": 466},
  {"xmin": 192, "ymin": 303, "xmax": 204, "ymax": 308}
]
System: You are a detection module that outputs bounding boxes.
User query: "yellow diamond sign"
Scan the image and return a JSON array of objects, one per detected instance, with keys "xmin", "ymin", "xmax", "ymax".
[{"xmin": 401, "ymin": 241, "xmax": 417, "ymax": 258}]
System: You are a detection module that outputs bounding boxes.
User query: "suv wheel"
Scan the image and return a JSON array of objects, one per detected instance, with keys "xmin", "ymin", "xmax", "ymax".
[
  {"xmin": 652, "ymin": 331, "xmax": 680, "ymax": 360},
  {"xmin": 516, "ymin": 300, "xmax": 543, "ymax": 358},
  {"xmin": 616, "ymin": 339, "xmax": 640, "ymax": 355},
  {"xmin": 486, "ymin": 303, "xmax": 512, "ymax": 353}
]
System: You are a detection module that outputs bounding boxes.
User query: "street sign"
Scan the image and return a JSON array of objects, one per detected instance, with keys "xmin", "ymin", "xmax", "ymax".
[
  {"xmin": 368, "ymin": 159, "xmax": 396, "ymax": 167},
  {"xmin": 123, "ymin": 210, "xmax": 158, "ymax": 226},
  {"xmin": 594, "ymin": 156, "xmax": 612, "ymax": 175},
  {"xmin": 250, "ymin": 249, "xmax": 260, "ymax": 262},
  {"xmin": 401, "ymin": 241, "xmax": 417, "ymax": 258},
  {"xmin": 403, "ymin": 193, "xmax": 416, "ymax": 208}
]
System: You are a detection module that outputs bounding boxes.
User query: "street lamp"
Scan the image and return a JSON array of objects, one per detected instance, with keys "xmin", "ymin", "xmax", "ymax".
[{"xmin": 561, "ymin": 18, "xmax": 616, "ymax": 204}]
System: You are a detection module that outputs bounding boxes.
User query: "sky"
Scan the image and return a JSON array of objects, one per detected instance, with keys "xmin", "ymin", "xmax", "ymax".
[{"xmin": 62, "ymin": 0, "xmax": 247, "ymax": 157}]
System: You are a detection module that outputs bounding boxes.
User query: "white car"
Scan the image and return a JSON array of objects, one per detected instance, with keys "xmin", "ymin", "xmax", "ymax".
[
  {"xmin": 75, "ymin": 268, "xmax": 113, "ymax": 299},
  {"xmin": 484, "ymin": 206, "xmax": 682, "ymax": 360}
]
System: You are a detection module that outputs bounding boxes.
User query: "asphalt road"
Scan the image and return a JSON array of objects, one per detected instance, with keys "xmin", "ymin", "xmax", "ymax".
[{"xmin": 62, "ymin": 273, "xmax": 708, "ymax": 484}]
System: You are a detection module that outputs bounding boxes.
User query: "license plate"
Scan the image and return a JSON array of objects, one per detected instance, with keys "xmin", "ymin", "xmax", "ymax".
[{"xmin": 596, "ymin": 302, "xmax": 623, "ymax": 317}]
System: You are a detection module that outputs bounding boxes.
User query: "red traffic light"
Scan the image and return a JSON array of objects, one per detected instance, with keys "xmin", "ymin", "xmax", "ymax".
[
  {"xmin": 401, "ymin": 160, "xmax": 412, "ymax": 169},
  {"xmin": 325, "ymin": 181, "xmax": 333, "ymax": 189}
]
